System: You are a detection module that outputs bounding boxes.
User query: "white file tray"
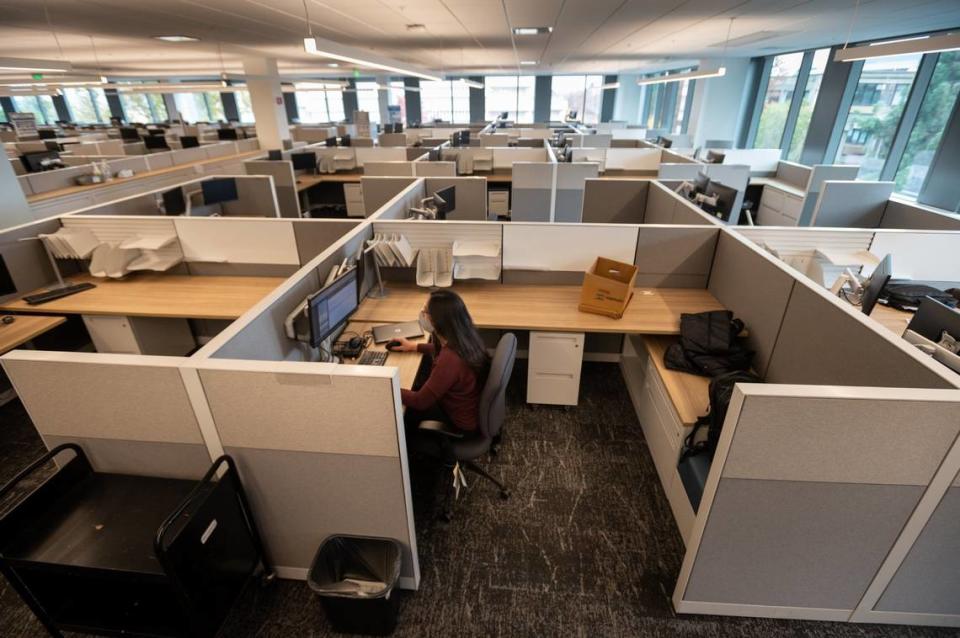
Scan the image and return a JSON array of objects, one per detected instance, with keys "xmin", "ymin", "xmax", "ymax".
[
  {"xmin": 453, "ymin": 258, "xmax": 501, "ymax": 281},
  {"xmin": 119, "ymin": 233, "xmax": 177, "ymax": 251},
  {"xmin": 125, "ymin": 252, "xmax": 183, "ymax": 272},
  {"xmin": 89, "ymin": 243, "xmax": 140, "ymax": 279},
  {"xmin": 452, "ymin": 240, "xmax": 501, "ymax": 258}
]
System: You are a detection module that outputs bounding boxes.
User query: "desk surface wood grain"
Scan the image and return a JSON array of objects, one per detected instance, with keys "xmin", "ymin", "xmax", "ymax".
[
  {"xmin": 871, "ymin": 304, "xmax": 913, "ymax": 336},
  {"xmin": 353, "ymin": 283, "xmax": 726, "ymax": 335},
  {"xmin": 0, "ymin": 274, "xmax": 285, "ymax": 320},
  {"xmin": 643, "ymin": 335, "xmax": 710, "ymax": 426},
  {"xmin": 0, "ymin": 315, "xmax": 67, "ymax": 354}
]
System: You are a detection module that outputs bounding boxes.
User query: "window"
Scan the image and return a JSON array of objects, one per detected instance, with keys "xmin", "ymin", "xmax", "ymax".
[
  {"xmin": 636, "ymin": 72, "xmax": 694, "ymax": 133},
  {"xmin": 172, "ymin": 92, "xmax": 225, "ymax": 122},
  {"xmin": 63, "ymin": 87, "xmax": 111, "ymax": 123},
  {"xmin": 355, "ymin": 81, "xmax": 381, "ymax": 125},
  {"xmin": 548, "ymin": 76, "xmax": 604, "ymax": 124},
  {"xmin": 295, "ymin": 91, "xmax": 330, "ymax": 122},
  {"xmin": 421, "ymin": 80, "xmax": 453, "ymax": 123},
  {"xmin": 119, "ymin": 93, "xmax": 168, "ymax": 123},
  {"xmin": 895, "ymin": 51, "xmax": 960, "ymax": 197},
  {"xmin": 835, "ymin": 52, "xmax": 922, "ymax": 179},
  {"xmin": 234, "ymin": 90, "xmax": 255, "ymax": 122},
  {"xmin": 387, "ymin": 81, "xmax": 406, "ymax": 124},
  {"xmin": 11, "ymin": 95, "xmax": 58, "ymax": 125},
  {"xmin": 484, "ymin": 76, "xmax": 536, "ymax": 123},
  {"xmin": 786, "ymin": 48, "xmax": 830, "ymax": 162},
  {"xmin": 451, "ymin": 80, "xmax": 470, "ymax": 123},
  {"xmin": 754, "ymin": 52, "xmax": 804, "ymax": 148}
]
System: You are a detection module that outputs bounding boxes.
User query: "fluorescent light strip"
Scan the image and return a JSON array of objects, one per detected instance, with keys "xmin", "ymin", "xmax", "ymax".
[
  {"xmin": 835, "ymin": 31, "xmax": 960, "ymax": 62},
  {"xmin": 601, "ymin": 82, "xmax": 620, "ymax": 90},
  {"xmin": 457, "ymin": 78, "xmax": 484, "ymax": 89},
  {"xmin": 636, "ymin": 67, "xmax": 726, "ymax": 86},
  {"xmin": 304, "ymin": 37, "xmax": 442, "ymax": 82},
  {"xmin": 0, "ymin": 57, "xmax": 72, "ymax": 73}
]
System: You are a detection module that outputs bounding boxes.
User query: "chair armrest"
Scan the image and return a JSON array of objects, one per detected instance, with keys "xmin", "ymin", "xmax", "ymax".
[{"xmin": 418, "ymin": 420, "xmax": 465, "ymax": 439}]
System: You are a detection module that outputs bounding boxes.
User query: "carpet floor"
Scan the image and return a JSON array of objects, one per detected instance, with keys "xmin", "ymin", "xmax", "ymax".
[{"xmin": 1, "ymin": 362, "xmax": 957, "ymax": 637}]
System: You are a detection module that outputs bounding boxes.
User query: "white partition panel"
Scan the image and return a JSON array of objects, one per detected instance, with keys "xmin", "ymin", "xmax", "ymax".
[
  {"xmin": 174, "ymin": 217, "xmax": 299, "ymax": 265},
  {"xmin": 718, "ymin": 149, "xmax": 781, "ymax": 173},
  {"xmin": 503, "ymin": 223, "xmax": 639, "ymax": 271},
  {"xmin": 604, "ymin": 148, "xmax": 662, "ymax": 171},
  {"xmin": 869, "ymin": 231, "xmax": 960, "ymax": 282}
]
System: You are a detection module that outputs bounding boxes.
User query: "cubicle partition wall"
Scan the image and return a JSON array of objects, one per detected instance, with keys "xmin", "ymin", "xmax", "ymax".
[
  {"xmin": 361, "ymin": 177, "xmax": 419, "ymax": 217},
  {"xmin": 554, "ymin": 163, "xmax": 599, "ymax": 222},
  {"xmin": 509, "ymin": 163, "xmax": 555, "ymax": 222},
  {"xmin": 643, "ymin": 181, "xmax": 721, "ymax": 226},
  {"xmin": 658, "ymin": 163, "xmax": 750, "ymax": 224},
  {"xmin": 880, "ymin": 198, "xmax": 960, "ymax": 230},
  {"xmin": 244, "ymin": 159, "xmax": 299, "ymax": 218},
  {"xmin": 581, "ymin": 178, "xmax": 648, "ymax": 224},
  {"xmin": 810, "ymin": 181, "xmax": 896, "ymax": 227}
]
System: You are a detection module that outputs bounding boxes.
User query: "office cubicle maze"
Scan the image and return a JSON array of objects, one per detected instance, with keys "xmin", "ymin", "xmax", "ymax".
[{"xmin": 4, "ymin": 176, "xmax": 960, "ymax": 635}]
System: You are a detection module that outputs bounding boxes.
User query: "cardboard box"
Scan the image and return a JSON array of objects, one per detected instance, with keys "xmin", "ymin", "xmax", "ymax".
[{"xmin": 578, "ymin": 257, "xmax": 638, "ymax": 319}]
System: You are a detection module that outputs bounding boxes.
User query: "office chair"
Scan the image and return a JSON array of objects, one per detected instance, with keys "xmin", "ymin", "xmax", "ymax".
[{"xmin": 418, "ymin": 332, "xmax": 516, "ymax": 520}]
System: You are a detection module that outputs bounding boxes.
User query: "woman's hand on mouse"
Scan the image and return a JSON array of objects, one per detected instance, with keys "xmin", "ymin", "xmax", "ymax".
[{"xmin": 393, "ymin": 337, "xmax": 419, "ymax": 352}]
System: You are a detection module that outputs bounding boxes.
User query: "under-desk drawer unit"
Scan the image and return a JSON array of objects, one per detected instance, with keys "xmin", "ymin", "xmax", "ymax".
[
  {"xmin": 344, "ymin": 183, "xmax": 364, "ymax": 217},
  {"xmin": 82, "ymin": 315, "xmax": 195, "ymax": 355},
  {"xmin": 488, "ymin": 189, "xmax": 509, "ymax": 216},
  {"xmin": 527, "ymin": 331, "xmax": 584, "ymax": 405}
]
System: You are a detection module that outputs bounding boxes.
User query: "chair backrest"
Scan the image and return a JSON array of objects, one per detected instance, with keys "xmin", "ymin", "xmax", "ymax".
[{"xmin": 478, "ymin": 333, "xmax": 517, "ymax": 440}]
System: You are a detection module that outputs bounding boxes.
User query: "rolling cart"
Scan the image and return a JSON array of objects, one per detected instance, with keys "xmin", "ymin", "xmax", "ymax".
[{"xmin": 0, "ymin": 444, "xmax": 273, "ymax": 637}]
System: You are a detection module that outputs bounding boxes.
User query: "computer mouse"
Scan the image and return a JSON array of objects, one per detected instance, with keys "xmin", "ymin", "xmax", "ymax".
[
  {"xmin": 386, "ymin": 340, "xmax": 403, "ymax": 352},
  {"xmin": 1, "ymin": 315, "xmax": 14, "ymax": 325},
  {"xmin": 348, "ymin": 336, "xmax": 364, "ymax": 350}
]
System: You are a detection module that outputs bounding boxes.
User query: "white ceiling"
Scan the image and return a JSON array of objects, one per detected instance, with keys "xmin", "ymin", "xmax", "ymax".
[{"xmin": 0, "ymin": 0, "xmax": 958, "ymax": 80}]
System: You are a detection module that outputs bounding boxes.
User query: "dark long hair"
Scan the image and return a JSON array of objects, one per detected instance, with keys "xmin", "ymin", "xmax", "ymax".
[{"xmin": 427, "ymin": 290, "xmax": 489, "ymax": 376}]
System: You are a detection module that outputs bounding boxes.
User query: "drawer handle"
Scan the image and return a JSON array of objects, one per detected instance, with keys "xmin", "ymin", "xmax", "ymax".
[{"xmin": 534, "ymin": 372, "xmax": 575, "ymax": 379}]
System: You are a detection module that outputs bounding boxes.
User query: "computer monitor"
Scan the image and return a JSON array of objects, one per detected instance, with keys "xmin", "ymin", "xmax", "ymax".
[
  {"xmin": 861, "ymin": 254, "xmax": 893, "ymax": 316},
  {"xmin": 291, "ymin": 152, "xmax": 316, "ymax": 172},
  {"xmin": 433, "ymin": 185, "xmax": 456, "ymax": 220},
  {"xmin": 706, "ymin": 150, "xmax": 725, "ymax": 164},
  {"xmin": 907, "ymin": 297, "xmax": 960, "ymax": 342},
  {"xmin": 201, "ymin": 178, "xmax": 239, "ymax": 206},
  {"xmin": 119, "ymin": 126, "xmax": 141, "ymax": 141},
  {"xmin": 308, "ymin": 269, "xmax": 359, "ymax": 347},
  {"xmin": 147, "ymin": 128, "xmax": 166, "ymax": 136},
  {"xmin": 144, "ymin": 135, "xmax": 170, "ymax": 151},
  {"xmin": 267, "ymin": 149, "xmax": 283, "ymax": 161},
  {"xmin": 21, "ymin": 151, "xmax": 61, "ymax": 173},
  {"xmin": 37, "ymin": 129, "xmax": 58, "ymax": 140},
  {"xmin": 325, "ymin": 136, "xmax": 338, "ymax": 147},
  {"xmin": 428, "ymin": 148, "xmax": 440, "ymax": 162},
  {"xmin": 383, "ymin": 123, "xmax": 394, "ymax": 134},
  {"xmin": 181, "ymin": 136, "xmax": 200, "ymax": 149},
  {"xmin": 394, "ymin": 123, "xmax": 403, "ymax": 133},
  {"xmin": 217, "ymin": 128, "xmax": 239, "ymax": 141},
  {"xmin": 161, "ymin": 187, "xmax": 187, "ymax": 215},
  {"xmin": 460, "ymin": 131, "xmax": 470, "ymax": 146},
  {"xmin": 340, "ymin": 134, "xmax": 351, "ymax": 147},
  {"xmin": 500, "ymin": 111, "xmax": 508, "ymax": 120},
  {"xmin": 657, "ymin": 136, "xmax": 673, "ymax": 149},
  {"xmin": 703, "ymin": 180, "xmax": 738, "ymax": 221},
  {"xmin": 0, "ymin": 254, "xmax": 16, "ymax": 298},
  {"xmin": 567, "ymin": 110, "xmax": 578, "ymax": 120}
]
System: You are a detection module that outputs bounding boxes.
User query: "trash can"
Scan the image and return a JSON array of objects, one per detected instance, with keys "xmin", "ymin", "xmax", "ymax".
[{"xmin": 308, "ymin": 535, "xmax": 403, "ymax": 636}]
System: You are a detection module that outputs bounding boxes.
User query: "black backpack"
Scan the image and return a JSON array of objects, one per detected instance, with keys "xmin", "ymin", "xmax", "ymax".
[
  {"xmin": 665, "ymin": 310, "xmax": 755, "ymax": 377},
  {"xmin": 883, "ymin": 284, "xmax": 958, "ymax": 312},
  {"xmin": 681, "ymin": 370, "xmax": 762, "ymax": 460}
]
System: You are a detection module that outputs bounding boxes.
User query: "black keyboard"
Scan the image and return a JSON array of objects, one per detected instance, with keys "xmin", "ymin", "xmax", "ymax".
[
  {"xmin": 357, "ymin": 350, "xmax": 388, "ymax": 366},
  {"xmin": 24, "ymin": 283, "xmax": 97, "ymax": 305}
]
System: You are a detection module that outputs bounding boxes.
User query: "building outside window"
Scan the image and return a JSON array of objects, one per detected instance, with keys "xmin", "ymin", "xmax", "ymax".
[
  {"xmin": 636, "ymin": 72, "xmax": 694, "ymax": 133},
  {"xmin": 894, "ymin": 51, "xmax": 960, "ymax": 197},
  {"xmin": 754, "ymin": 52, "xmax": 804, "ymax": 148},
  {"xmin": 234, "ymin": 90, "xmax": 255, "ymax": 122},
  {"xmin": 295, "ymin": 88, "xmax": 346, "ymax": 122},
  {"xmin": 484, "ymin": 76, "xmax": 535, "ymax": 123},
  {"xmin": 786, "ymin": 48, "xmax": 830, "ymax": 161},
  {"xmin": 834, "ymin": 52, "xmax": 922, "ymax": 179},
  {"xmin": 420, "ymin": 80, "xmax": 453, "ymax": 123},
  {"xmin": 118, "ymin": 93, "xmax": 168, "ymax": 123},
  {"xmin": 11, "ymin": 95, "xmax": 59, "ymax": 125},
  {"xmin": 62, "ymin": 87, "xmax": 111, "ymax": 123},
  {"xmin": 549, "ymin": 75, "xmax": 604, "ymax": 124},
  {"xmin": 173, "ymin": 92, "xmax": 225, "ymax": 122}
]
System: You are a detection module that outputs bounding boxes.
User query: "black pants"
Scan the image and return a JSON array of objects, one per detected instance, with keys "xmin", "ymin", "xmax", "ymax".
[{"xmin": 404, "ymin": 405, "xmax": 455, "ymax": 461}]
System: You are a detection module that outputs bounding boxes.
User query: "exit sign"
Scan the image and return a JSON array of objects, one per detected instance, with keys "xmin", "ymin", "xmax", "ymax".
[{"xmin": 32, "ymin": 73, "xmax": 43, "ymax": 80}]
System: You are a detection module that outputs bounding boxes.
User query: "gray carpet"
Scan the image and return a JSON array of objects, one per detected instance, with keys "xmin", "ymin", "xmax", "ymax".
[{"xmin": 1, "ymin": 362, "xmax": 958, "ymax": 637}]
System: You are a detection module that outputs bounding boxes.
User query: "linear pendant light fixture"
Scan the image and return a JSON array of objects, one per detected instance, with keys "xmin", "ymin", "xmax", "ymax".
[
  {"xmin": 636, "ymin": 66, "xmax": 726, "ymax": 86},
  {"xmin": 835, "ymin": 31, "xmax": 960, "ymax": 62},
  {"xmin": 457, "ymin": 78, "xmax": 484, "ymax": 89},
  {"xmin": 0, "ymin": 57, "xmax": 72, "ymax": 73},
  {"xmin": 304, "ymin": 37, "xmax": 442, "ymax": 82}
]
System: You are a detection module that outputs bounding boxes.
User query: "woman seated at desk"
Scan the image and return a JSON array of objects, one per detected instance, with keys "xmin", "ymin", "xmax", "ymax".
[{"xmin": 391, "ymin": 290, "xmax": 488, "ymax": 440}]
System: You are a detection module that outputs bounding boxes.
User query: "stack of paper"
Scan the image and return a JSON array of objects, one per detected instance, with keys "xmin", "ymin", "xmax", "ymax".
[
  {"xmin": 38, "ymin": 228, "xmax": 100, "ymax": 259},
  {"xmin": 368, "ymin": 234, "xmax": 417, "ymax": 267},
  {"xmin": 88, "ymin": 243, "xmax": 140, "ymax": 279}
]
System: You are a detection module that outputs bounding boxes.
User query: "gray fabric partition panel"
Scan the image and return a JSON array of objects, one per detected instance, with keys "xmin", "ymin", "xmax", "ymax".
[
  {"xmin": 685, "ymin": 478, "xmax": 923, "ymax": 610},
  {"xmin": 423, "ymin": 177, "xmax": 486, "ymax": 221},
  {"xmin": 185, "ymin": 263, "xmax": 299, "ymax": 277},
  {"xmin": 765, "ymin": 283, "xmax": 955, "ymax": 389},
  {"xmin": 812, "ymin": 181, "xmax": 894, "ymax": 227},
  {"xmin": 645, "ymin": 182, "xmax": 678, "ymax": 224},
  {"xmin": 672, "ymin": 200, "xmax": 718, "ymax": 226},
  {"xmin": 880, "ymin": 199, "xmax": 960, "ymax": 230},
  {"xmin": 707, "ymin": 232, "xmax": 794, "ymax": 377},
  {"xmin": 511, "ymin": 189, "xmax": 552, "ymax": 222},
  {"xmin": 42, "ymin": 434, "xmax": 211, "ymax": 480},
  {"xmin": 293, "ymin": 220, "xmax": 361, "ymax": 264},
  {"xmin": 0, "ymin": 218, "xmax": 65, "ymax": 294},
  {"xmin": 361, "ymin": 177, "xmax": 418, "ymax": 215},
  {"xmin": 634, "ymin": 227, "xmax": 718, "ymax": 289},
  {"xmin": 582, "ymin": 179, "xmax": 647, "ymax": 224},
  {"xmin": 554, "ymin": 190, "xmax": 584, "ymax": 223},
  {"xmin": 276, "ymin": 185, "xmax": 300, "ymax": 218},
  {"xmin": 224, "ymin": 447, "xmax": 417, "ymax": 583},
  {"xmin": 875, "ymin": 486, "xmax": 960, "ymax": 615}
]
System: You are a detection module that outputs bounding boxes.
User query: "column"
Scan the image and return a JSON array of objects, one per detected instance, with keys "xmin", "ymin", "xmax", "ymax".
[
  {"xmin": 103, "ymin": 88, "xmax": 125, "ymax": 122},
  {"xmin": 221, "ymin": 81, "xmax": 240, "ymax": 123},
  {"xmin": 51, "ymin": 95, "xmax": 72, "ymax": 123},
  {"xmin": 404, "ymin": 78, "xmax": 422, "ymax": 125},
  {"xmin": 162, "ymin": 93, "xmax": 179, "ymax": 122},
  {"xmin": 534, "ymin": 76, "xmax": 552, "ymax": 123},
  {"xmin": 376, "ymin": 74, "xmax": 390, "ymax": 125},
  {"xmin": 241, "ymin": 56, "xmax": 291, "ymax": 149},
  {"xmin": 685, "ymin": 58, "xmax": 754, "ymax": 148},
  {"xmin": 468, "ymin": 76, "xmax": 484, "ymax": 123},
  {"xmin": 600, "ymin": 75, "xmax": 617, "ymax": 123},
  {"xmin": 283, "ymin": 91, "xmax": 299, "ymax": 123},
  {"xmin": 343, "ymin": 79, "xmax": 359, "ymax": 122}
]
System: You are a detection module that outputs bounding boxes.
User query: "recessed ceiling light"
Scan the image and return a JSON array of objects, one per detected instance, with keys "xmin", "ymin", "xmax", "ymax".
[
  {"xmin": 519, "ymin": 60, "xmax": 537, "ymax": 65},
  {"xmin": 327, "ymin": 63, "xmax": 339, "ymax": 67},
  {"xmin": 513, "ymin": 27, "xmax": 552, "ymax": 36},
  {"xmin": 153, "ymin": 35, "xmax": 200, "ymax": 43},
  {"xmin": 406, "ymin": 24, "xmax": 426, "ymax": 32}
]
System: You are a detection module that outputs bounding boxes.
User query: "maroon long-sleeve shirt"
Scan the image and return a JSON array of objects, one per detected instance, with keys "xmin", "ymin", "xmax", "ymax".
[{"xmin": 401, "ymin": 343, "xmax": 481, "ymax": 432}]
